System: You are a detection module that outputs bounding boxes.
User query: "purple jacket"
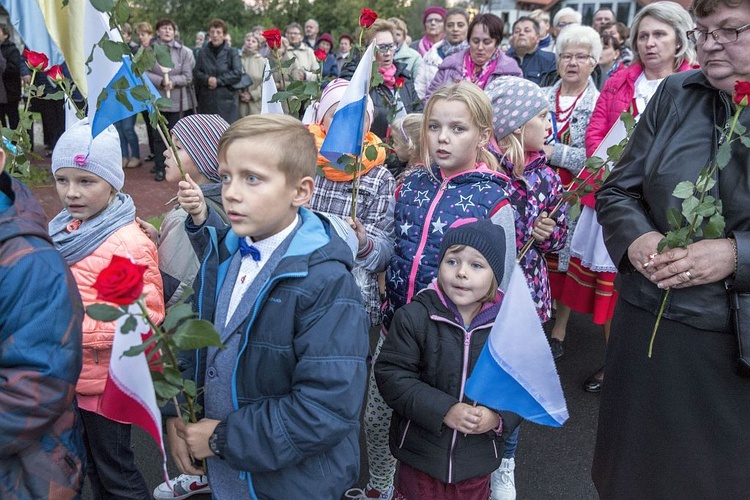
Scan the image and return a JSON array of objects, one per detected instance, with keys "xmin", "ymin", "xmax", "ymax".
[{"xmin": 425, "ymin": 48, "xmax": 522, "ymax": 99}]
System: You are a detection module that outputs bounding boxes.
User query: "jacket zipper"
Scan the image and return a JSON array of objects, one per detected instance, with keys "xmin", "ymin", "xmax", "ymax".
[
  {"xmin": 398, "ymin": 420, "xmax": 412, "ymax": 448},
  {"xmin": 406, "ymin": 177, "xmax": 450, "ymax": 302},
  {"xmin": 430, "ymin": 314, "xmax": 492, "ymax": 483}
]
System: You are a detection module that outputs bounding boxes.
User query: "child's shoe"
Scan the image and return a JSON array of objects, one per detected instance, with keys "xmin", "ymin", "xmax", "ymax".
[
  {"xmin": 153, "ymin": 474, "xmax": 210, "ymax": 499},
  {"xmin": 491, "ymin": 457, "xmax": 516, "ymax": 500},
  {"xmin": 344, "ymin": 483, "xmax": 394, "ymax": 500}
]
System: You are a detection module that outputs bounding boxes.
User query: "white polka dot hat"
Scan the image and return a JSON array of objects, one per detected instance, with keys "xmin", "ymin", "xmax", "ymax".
[{"xmin": 485, "ymin": 76, "xmax": 548, "ymax": 140}]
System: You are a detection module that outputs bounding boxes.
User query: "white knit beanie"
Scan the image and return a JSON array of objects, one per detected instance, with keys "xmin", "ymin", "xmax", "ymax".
[{"xmin": 51, "ymin": 119, "xmax": 124, "ymax": 191}]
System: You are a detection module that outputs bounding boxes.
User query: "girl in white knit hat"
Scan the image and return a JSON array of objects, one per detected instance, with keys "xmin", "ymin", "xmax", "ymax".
[{"xmin": 48, "ymin": 119, "xmax": 165, "ymax": 498}]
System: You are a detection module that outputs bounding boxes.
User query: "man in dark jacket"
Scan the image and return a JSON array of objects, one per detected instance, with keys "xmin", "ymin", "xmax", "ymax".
[
  {"xmin": 0, "ymin": 145, "xmax": 86, "ymax": 498},
  {"xmin": 194, "ymin": 18, "xmax": 242, "ymax": 124},
  {"xmin": 507, "ymin": 17, "xmax": 556, "ymax": 86},
  {"xmin": 0, "ymin": 25, "xmax": 21, "ymax": 129}
]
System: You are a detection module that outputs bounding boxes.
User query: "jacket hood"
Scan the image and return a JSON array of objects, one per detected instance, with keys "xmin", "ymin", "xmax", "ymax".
[
  {"xmin": 416, "ymin": 281, "xmax": 503, "ymax": 330},
  {"xmin": 0, "ymin": 173, "xmax": 52, "ymax": 246},
  {"xmin": 219, "ymin": 207, "xmax": 355, "ymax": 277},
  {"xmin": 428, "ymin": 162, "xmax": 510, "ymax": 185}
]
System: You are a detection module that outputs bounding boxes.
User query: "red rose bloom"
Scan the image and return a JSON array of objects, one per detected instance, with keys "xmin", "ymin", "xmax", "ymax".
[
  {"xmin": 734, "ymin": 80, "xmax": 750, "ymax": 107},
  {"xmin": 93, "ymin": 255, "xmax": 147, "ymax": 306},
  {"xmin": 46, "ymin": 64, "xmax": 64, "ymax": 84},
  {"xmin": 314, "ymin": 49, "xmax": 327, "ymax": 62},
  {"xmin": 23, "ymin": 49, "xmax": 49, "ymax": 72},
  {"xmin": 359, "ymin": 8, "xmax": 378, "ymax": 28},
  {"xmin": 395, "ymin": 77, "xmax": 405, "ymax": 88},
  {"xmin": 263, "ymin": 28, "xmax": 282, "ymax": 50}
]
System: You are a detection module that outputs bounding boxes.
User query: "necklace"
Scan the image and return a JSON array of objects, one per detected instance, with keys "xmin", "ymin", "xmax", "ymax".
[{"xmin": 555, "ymin": 86, "xmax": 586, "ymax": 123}]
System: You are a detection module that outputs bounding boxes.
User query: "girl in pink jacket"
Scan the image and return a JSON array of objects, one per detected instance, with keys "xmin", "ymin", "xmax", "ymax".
[{"xmin": 48, "ymin": 120, "xmax": 165, "ymax": 498}]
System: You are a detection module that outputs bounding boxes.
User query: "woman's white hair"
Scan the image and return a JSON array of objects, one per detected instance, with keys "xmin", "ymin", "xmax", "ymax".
[
  {"xmin": 553, "ymin": 7, "xmax": 582, "ymax": 27},
  {"xmin": 630, "ymin": 1, "xmax": 697, "ymax": 68},
  {"xmin": 555, "ymin": 25, "xmax": 603, "ymax": 62}
]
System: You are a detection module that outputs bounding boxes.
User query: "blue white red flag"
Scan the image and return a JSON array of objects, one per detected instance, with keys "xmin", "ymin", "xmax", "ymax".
[
  {"xmin": 465, "ymin": 264, "xmax": 569, "ymax": 427},
  {"xmin": 319, "ymin": 43, "xmax": 375, "ymax": 166}
]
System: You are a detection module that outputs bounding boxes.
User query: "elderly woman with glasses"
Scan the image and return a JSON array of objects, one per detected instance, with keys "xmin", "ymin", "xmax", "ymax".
[
  {"xmin": 567, "ymin": 1, "xmax": 698, "ymax": 395},
  {"xmin": 340, "ymin": 19, "xmax": 422, "ymax": 139},
  {"xmin": 593, "ymin": 0, "xmax": 750, "ymax": 496},
  {"xmin": 425, "ymin": 13, "xmax": 521, "ymax": 99},
  {"xmin": 540, "ymin": 25, "xmax": 601, "ymax": 362}
]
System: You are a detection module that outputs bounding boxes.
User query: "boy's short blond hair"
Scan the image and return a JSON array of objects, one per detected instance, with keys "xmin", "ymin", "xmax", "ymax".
[{"xmin": 218, "ymin": 115, "xmax": 317, "ymax": 185}]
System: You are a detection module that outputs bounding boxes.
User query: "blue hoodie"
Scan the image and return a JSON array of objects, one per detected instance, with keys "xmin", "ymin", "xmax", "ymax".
[{"xmin": 173, "ymin": 206, "xmax": 369, "ymax": 499}]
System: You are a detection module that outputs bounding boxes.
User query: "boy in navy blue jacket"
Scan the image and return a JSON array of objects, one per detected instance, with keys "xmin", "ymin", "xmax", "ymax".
[{"xmin": 167, "ymin": 114, "xmax": 369, "ymax": 498}]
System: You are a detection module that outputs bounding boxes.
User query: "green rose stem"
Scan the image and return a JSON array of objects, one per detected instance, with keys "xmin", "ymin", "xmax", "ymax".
[
  {"xmin": 648, "ymin": 103, "xmax": 745, "ymax": 358},
  {"xmin": 9, "ymin": 66, "xmax": 39, "ymax": 173},
  {"xmin": 49, "ymin": 76, "xmax": 86, "ymax": 120},
  {"xmin": 272, "ymin": 48, "xmax": 291, "ymax": 111},
  {"xmin": 133, "ymin": 299, "xmax": 198, "ymax": 424},
  {"xmin": 133, "ymin": 299, "xmax": 207, "ymax": 470}
]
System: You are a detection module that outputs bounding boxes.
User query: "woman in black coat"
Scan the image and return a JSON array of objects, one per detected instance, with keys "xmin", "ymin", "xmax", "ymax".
[
  {"xmin": 340, "ymin": 19, "xmax": 422, "ymax": 140},
  {"xmin": 194, "ymin": 19, "xmax": 242, "ymax": 124},
  {"xmin": 593, "ymin": 0, "xmax": 750, "ymax": 497}
]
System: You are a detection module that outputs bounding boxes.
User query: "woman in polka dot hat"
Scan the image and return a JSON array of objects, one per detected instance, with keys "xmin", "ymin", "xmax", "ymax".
[{"xmin": 484, "ymin": 75, "xmax": 568, "ymax": 500}]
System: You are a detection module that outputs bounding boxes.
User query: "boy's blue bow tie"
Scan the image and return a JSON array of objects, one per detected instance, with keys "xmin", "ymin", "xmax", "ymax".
[{"xmin": 238, "ymin": 238, "xmax": 261, "ymax": 261}]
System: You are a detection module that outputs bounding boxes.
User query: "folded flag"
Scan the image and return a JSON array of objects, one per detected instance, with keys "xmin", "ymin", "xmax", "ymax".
[
  {"xmin": 260, "ymin": 59, "xmax": 284, "ymax": 115},
  {"xmin": 319, "ymin": 43, "xmax": 375, "ymax": 166},
  {"xmin": 465, "ymin": 264, "xmax": 569, "ymax": 427},
  {"xmin": 100, "ymin": 303, "xmax": 170, "ymax": 484}
]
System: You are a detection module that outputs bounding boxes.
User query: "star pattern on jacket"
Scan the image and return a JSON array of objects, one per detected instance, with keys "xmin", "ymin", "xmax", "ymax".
[
  {"xmin": 455, "ymin": 194, "xmax": 476, "ymax": 211},
  {"xmin": 431, "ymin": 217, "xmax": 447, "ymax": 234}
]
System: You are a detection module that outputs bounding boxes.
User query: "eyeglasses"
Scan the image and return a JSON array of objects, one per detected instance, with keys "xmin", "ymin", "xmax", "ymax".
[
  {"xmin": 425, "ymin": 17, "xmax": 443, "ymax": 24},
  {"xmin": 287, "ymin": 31, "xmax": 301, "ymax": 37},
  {"xmin": 559, "ymin": 53, "xmax": 594, "ymax": 63},
  {"xmin": 375, "ymin": 43, "xmax": 396, "ymax": 53},
  {"xmin": 687, "ymin": 23, "xmax": 750, "ymax": 44}
]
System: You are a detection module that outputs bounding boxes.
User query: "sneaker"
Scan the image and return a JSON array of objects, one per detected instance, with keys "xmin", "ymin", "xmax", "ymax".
[
  {"xmin": 549, "ymin": 338, "xmax": 564, "ymax": 360},
  {"xmin": 491, "ymin": 457, "xmax": 516, "ymax": 500},
  {"xmin": 126, "ymin": 157, "xmax": 142, "ymax": 168},
  {"xmin": 344, "ymin": 483, "xmax": 394, "ymax": 500},
  {"xmin": 153, "ymin": 474, "xmax": 210, "ymax": 499}
]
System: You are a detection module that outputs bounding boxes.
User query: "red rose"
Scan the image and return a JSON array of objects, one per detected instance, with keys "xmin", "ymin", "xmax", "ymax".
[
  {"xmin": 23, "ymin": 49, "xmax": 49, "ymax": 72},
  {"xmin": 395, "ymin": 77, "xmax": 405, "ymax": 89},
  {"xmin": 734, "ymin": 80, "xmax": 750, "ymax": 107},
  {"xmin": 359, "ymin": 8, "xmax": 378, "ymax": 28},
  {"xmin": 93, "ymin": 255, "xmax": 147, "ymax": 306},
  {"xmin": 46, "ymin": 64, "xmax": 64, "ymax": 84},
  {"xmin": 263, "ymin": 28, "xmax": 282, "ymax": 50},
  {"xmin": 314, "ymin": 49, "xmax": 327, "ymax": 62}
]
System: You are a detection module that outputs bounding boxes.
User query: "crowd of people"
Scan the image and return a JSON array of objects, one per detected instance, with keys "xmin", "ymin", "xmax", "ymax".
[{"xmin": 2, "ymin": 0, "xmax": 750, "ymax": 498}]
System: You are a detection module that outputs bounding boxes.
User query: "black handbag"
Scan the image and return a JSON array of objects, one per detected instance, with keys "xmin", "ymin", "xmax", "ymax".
[{"xmin": 729, "ymin": 290, "xmax": 750, "ymax": 377}]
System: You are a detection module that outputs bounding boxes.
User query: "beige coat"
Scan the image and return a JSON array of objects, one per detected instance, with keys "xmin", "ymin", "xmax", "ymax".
[{"xmin": 238, "ymin": 50, "xmax": 267, "ymax": 117}]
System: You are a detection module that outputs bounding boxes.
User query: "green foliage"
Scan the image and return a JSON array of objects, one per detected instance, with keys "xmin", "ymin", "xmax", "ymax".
[
  {"xmin": 86, "ymin": 304, "xmax": 125, "ymax": 322},
  {"xmin": 650, "ymin": 103, "xmax": 748, "ymax": 356},
  {"xmin": 172, "ymin": 319, "xmax": 224, "ymax": 350}
]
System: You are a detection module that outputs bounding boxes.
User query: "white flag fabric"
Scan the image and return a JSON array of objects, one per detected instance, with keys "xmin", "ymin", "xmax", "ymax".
[{"xmin": 465, "ymin": 264, "xmax": 569, "ymax": 427}]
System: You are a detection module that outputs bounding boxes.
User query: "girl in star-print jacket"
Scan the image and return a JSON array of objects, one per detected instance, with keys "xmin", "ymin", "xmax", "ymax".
[{"xmin": 383, "ymin": 83, "xmax": 517, "ymax": 331}]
